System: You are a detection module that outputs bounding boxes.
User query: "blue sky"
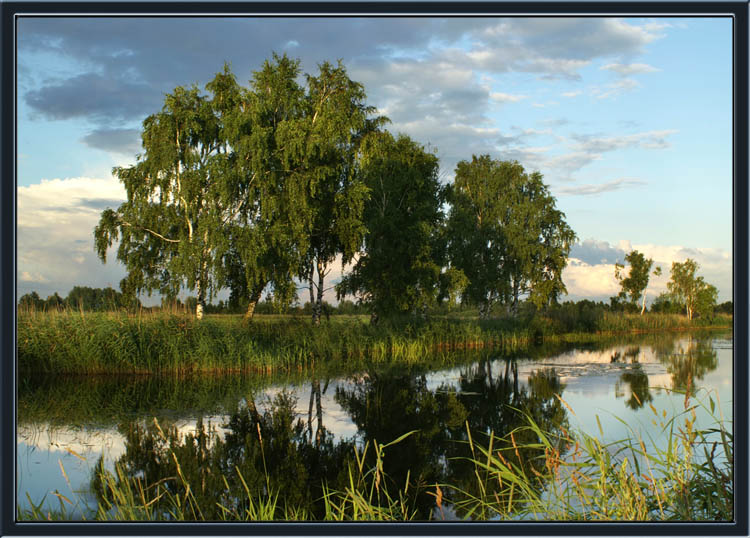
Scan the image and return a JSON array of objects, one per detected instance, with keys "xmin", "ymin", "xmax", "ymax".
[{"xmin": 16, "ymin": 17, "xmax": 733, "ymax": 304}]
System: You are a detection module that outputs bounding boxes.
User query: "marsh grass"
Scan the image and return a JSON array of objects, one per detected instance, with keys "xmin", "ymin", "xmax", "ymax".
[
  {"xmin": 448, "ymin": 389, "xmax": 733, "ymax": 521},
  {"xmin": 17, "ymin": 308, "xmax": 731, "ymax": 376}
]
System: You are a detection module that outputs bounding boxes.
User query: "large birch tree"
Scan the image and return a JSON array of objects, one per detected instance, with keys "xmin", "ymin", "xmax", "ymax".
[
  {"xmin": 219, "ymin": 54, "xmax": 312, "ymax": 320},
  {"xmin": 95, "ymin": 70, "xmax": 241, "ymax": 320},
  {"xmin": 299, "ymin": 60, "xmax": 386, "ymax": 325}
]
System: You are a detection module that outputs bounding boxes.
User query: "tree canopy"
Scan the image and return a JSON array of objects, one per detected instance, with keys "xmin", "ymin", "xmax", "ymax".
[
  {"xmin": 95, "ymin": 67, "xmax": 242, "ymax": 319},
  {"xmin": 446, "ymin": 156, "xmax": 576, "ymax": 318},
  {"xmin": 613, "ymin": 250, "xmax": 662, "ymax": 314},
  {"xmin": 336, "ymin": 132, "xmax": 447, "ymax": 321},
  {"xmin": 667, "ymin": 259, "xmax": 718, "ymax": 320}
]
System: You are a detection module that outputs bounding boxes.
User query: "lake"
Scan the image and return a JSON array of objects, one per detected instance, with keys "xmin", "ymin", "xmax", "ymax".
[{"xmin": 17, "ymin": 329, "xmax": 732, "ymax": 520}]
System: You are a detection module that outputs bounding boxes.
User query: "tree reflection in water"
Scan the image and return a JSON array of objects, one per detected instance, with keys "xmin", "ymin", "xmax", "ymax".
[
  {"xmin": 92, "ymin": 361, "xmax": 570, "ymax": 520},
  {"xmin": 659, "ymin": 335, "xmax": 718, "ymax": 398},
  {"xmin": 614, "ymin": 334, "xmax": 720, "ymax": 410}
]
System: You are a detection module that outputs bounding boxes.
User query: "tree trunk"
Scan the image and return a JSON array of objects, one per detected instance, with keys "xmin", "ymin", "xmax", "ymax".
[
  {"xmin": 479, "ymin": 300, "xmax": 491, "ymax": 320},
  {"xmin": 243, "ymin": 283, "xmax": 266, "ymax": 322},
  {"xmin": 314, "ymin": 379, "xmax": 324, "ymax": 445},
  {"xmin": 640, "ymin": 293, "xmax": 647, "ymax": 315},
  {"xmin": 312, "ymin": 258, "xmax": 325, "ymax": 326},
  {"xmin": 308, "ymin": 264, "xmax": 315, "ymax": 310},
  {"xmin": 370, "ymin": 311, "xmax": 379, "ymax": 325},
  {"xmin": 307, "ymin": 383, "xmax": 315, "ymax": 444},
  {"xmin": 512, "ymin": 282, "xmax": 519, "ymax": 317},
  {"xmin": 196, "ymin": 275, "xmax": 206, "ymax": 320}
]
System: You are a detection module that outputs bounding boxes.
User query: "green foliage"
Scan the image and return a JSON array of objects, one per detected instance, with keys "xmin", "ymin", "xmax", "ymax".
[
  {"xmin": 650, "ymin": 292, "xmax": 684, "ymax": 314},
  {"xmin": 299, "ymin": 59, "xmax": 387, "ymax": 325},
  {"xmin": 613, "ymin": 250, "xmax": 661, "ymax": 313},
  {"xmin": 667, "ymin": 259, "xmax": 718, "ymax": 320},
  {"xmin": 715, "ymin": 301, "xmax": 733, "ymax": 315},
  {"xmin": 18, "ymin": 291, "xmax": 44, "ymax": 310},
  {"xmin": 94, "ymin": 66, "xmax": 246, "ymax": 318},
  {"xmin": 336, "ymin": 132, "xmax": 445, "ymax": 320},
  {"xmin": 446, "ymin": 156, "xmax": 576, "ymax": 318}
]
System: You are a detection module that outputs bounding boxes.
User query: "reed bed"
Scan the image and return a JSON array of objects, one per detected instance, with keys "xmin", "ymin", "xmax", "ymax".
[{"xmin": 17, "ymin": 308, "xmax": 732, "ymax": 376}]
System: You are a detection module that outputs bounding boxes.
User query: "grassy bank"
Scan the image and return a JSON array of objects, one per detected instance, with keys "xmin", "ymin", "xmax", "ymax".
[
  {"xmin": 18, "ymin": 309, "xmax": 732, "ymax": 376},
  {"xmin": 18, "ymin": 390, "xmax": 732, "ymax": 522}
]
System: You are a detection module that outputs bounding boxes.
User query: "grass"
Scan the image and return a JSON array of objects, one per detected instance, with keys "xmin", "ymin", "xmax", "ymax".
[
  {"xmin": 17, "ymin": 307, "xmax": 732, "ymax": 376},
  {"xmin": 451, "ymin": 390, "xmax": 733, "ymax": 521},
  {"xmin": 17, "ymin": 389, "xmax": 732, "ymax": 522}
]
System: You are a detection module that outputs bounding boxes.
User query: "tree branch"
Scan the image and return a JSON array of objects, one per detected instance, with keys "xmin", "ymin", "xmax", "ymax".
[{"xmin": 121, "ymin": 221, "xmax": 181, "ymax": 243}]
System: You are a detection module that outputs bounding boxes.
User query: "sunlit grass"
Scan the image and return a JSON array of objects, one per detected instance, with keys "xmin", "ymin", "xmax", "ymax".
[{"xmin": 18, "ymin": 307, "xmax": 731, "ymax": 376}]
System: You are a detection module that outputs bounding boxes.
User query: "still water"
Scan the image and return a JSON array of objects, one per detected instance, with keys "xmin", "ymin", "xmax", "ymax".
[{"xmin": 17, "ymin": 330, "xmax": 732, "ymax": 519}]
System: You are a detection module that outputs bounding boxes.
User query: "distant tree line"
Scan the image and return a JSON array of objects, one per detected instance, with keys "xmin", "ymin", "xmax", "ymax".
[
  {"xmin": 93, "ymin": 53, "xmax": 577, "ymax": 324},
  {"xmin": 18, "ymin": 286, "xmax": 142, "ymax": 312}
]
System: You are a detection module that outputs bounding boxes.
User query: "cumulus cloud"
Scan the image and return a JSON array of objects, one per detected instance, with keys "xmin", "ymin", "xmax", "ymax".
[
  {"xmin": 570, "ymin": 239, "xmax": 626, "ymax": 265},
  {"xmin": 561, "ymin": 239, "xmax": 732, "ymax": 302},
  {"xmin": 563, "ymin": 258, "xmax": 622, "ymax": 300},
  {"xmin": 17, "ymin": 176, "xmax": 128, "ymax": 299}
]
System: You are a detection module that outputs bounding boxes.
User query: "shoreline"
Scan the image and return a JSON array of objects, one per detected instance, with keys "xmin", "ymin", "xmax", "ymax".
[{"xmin": 18, "ymin": 311, "xmax": 733, "ymax": 377}]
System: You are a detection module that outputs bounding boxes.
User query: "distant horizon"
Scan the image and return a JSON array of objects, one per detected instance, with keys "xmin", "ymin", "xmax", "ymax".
[{"xmin": 17, "ymin": 16, "xmax": 733, "ymax": 306}]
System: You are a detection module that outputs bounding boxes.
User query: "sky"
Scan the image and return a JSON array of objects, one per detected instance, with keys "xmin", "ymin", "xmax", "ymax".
[{"xmin": 16, "ymin": 16, "xmax": 734, "ymax": 305}]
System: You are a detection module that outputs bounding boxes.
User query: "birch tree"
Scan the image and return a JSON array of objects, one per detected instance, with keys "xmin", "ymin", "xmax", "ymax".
[
  {"xmin": 220, "ymin": 54, "xmax": 311, "ymax": 320},
  {"xmin": 613, "ymin": 250, "xmax": 662, "ymax": 314},
  {"xmin": 667, "ymin": 259, "xmax": 718, "ymax": 320},
  {"xmin": 95, "ymin": 67, "xmax": 242, "ymax": 320},
  {"xmin": 299, "ymin": 60, "xmax": 386, "ymax": 325}
]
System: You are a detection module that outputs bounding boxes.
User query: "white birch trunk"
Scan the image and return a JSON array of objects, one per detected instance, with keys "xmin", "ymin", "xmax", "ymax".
[{"xmin": 312, "ymin": 258, "xmax": 325, "ymax": 326}]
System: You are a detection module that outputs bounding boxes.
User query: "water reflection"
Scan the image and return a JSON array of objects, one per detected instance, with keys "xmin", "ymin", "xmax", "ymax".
[
  {"xmin": 17, "ymin": 331, "xmax": 730, "ymax": 520},
  {"xmin": 87, "ymin": 360, "xmax": 568, "ymax": 520}
]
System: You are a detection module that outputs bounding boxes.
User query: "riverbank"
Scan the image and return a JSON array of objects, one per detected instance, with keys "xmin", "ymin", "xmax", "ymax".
[{"xmin": 17, "ymin": 310, "xmax": 732, "ymax": 376}]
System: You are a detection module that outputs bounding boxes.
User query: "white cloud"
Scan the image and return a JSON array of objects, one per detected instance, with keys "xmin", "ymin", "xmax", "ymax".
[
  {"xmin": 563, "ymin": 258, "xmax": 622, "ymax": 299},
  {"xmin": 489, "ymin": 92, "xmax": 528, "ymax": 103},
  {"xmin": 18, "ymin": 176, "xmax": 127, "ymax": 299},
  {"xmin": 556, "ymin": 178, "xmax": 646, "ymax": 196},
  {"xmin": 561, "ymin": 240, "xmax": 732, "ymax": 302},
  {"xmin": 591, "ymin": 77, "xmax": 640, "ymax": 99},
  {"xmin": 19, "ymin": 271, "xmax": 49, "ymax": 283},
  {"xmin": 570, "ymin": 130, "xmax": 678, "ymax": 153},
  {"xmin": 600, "ymin": 62, "xmax": 660, "ymax": 76},
  {"xmin": 561, "ymin": 90, "xmax": 583, "ymax": 98}
]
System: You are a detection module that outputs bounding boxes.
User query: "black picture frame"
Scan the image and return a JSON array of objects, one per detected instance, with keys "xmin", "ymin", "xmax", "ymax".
[{"xmin": 2, "ymin": 2, "xmax": 747, "ymax": 536}]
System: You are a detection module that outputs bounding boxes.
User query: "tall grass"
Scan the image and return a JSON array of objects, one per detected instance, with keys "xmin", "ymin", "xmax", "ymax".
[
  {"xmin": 18, "ymin": 307, "xmax": 732, "ymax": 376},
  {"xmin": 449, "ymin": 390, "xmax": 733, "ymax": 521}
]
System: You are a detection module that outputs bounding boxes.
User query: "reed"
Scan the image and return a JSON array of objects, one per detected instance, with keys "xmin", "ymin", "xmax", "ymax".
[
  {"xmin": 18, "ymin": 308, "xmax": 731, "ymax": 376},
  {"xmin": 449, "ymin": 389, "xmax": 733, "ymax": 522}
]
